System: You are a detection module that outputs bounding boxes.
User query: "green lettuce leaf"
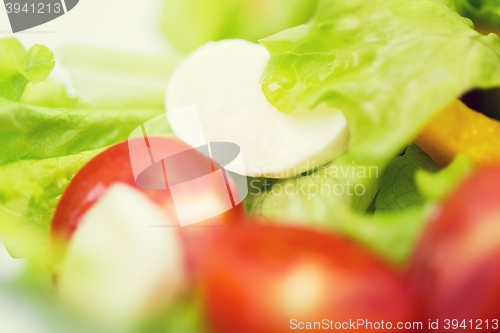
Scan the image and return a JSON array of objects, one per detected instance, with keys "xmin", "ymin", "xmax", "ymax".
[
  {"xmin": 0, "ymin": 150, "xmax": 102, "ymax": 258},
  {"xmin": 248, "ymin": 153, "xmax": 386, "ymax": 224},
  {"xmin": 248, "ymin": 148, "xmax": 474, "ymax": 263},
  {"xmin": 20, "ymin": 77, "xmax": 76, "ymax": 109},
  {"xmin": 246, "ymin": 153, "xmax": 429, "ymax": 263},
  {"xmin": 160, "ymin": 0, "xmax": 319, "ymax": 53},
  {"xmin": 455, "ymin": 0, "xmax": 500, "ymax": 27},
  {"xmin": 0, "ymin": 98, "xmax": 164, "ymax": 165},
  {"xmin": 0, "ymin": 99, "xmax": 176, "ymax": 257},
  {"xmin": 57, "ymin": 45, "xmax": 182, "ymax": 110},
  {"xmin": 416, "ymin": 154, "xmax": 475, "ymax": 201},
  {"xmin": 247, "ymin": 158, "xmax": 432, "ymax": 263},
  {"xmin": 0, "ymin": 44, "xmax": 179, "ymax": 259},
  {"xmin": 138, "ymin": 296, "xmax": 207, "ymax": 333},
  {"xmin": 0, "ymin": 37, "xmax": 55, "ymax": 101},
  {"xmin": 19, "ymin": 45, "xmax": 182, "ymax": 110},
  {"xmin": 375, "ymin": 144, "xmax": 438, "ymax": 214},
  {"xmin": 330, "ymin": 206, "xmax": 433, "ymax": 264},
  {"xmin": 260, "ymin": 0, "xmax": 500, "ymax": 163}
]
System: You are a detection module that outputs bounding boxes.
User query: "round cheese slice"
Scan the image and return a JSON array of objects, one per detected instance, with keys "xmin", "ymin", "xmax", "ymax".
[{"xmin": 165, "ymin": 39, "xmax": 349, "ymax": 178}]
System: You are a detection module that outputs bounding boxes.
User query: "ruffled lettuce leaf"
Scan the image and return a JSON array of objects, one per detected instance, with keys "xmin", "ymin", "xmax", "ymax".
[
  {"xmin": 247, "ymin": 151, "xmax": 431, "ymax": 262},
  {"xmin": 455, "ymin": 0, "xmax": 500, "ymax": 27},
  {"xmin": 56, "ymin": 45, "xmax": 182, "ymax": 110},
  {"xmin": 160, "ymin": 0, "xmax": 319, "ymax": 53},
  {"xmin": 0, "ymin": 99, "xmax": 164, "ymax": 165},
  {"xmin": 0, "ymin": 150, "xmax": 102, "ymax": 258},
  {"xmin": 329, "ymin": 206, "xmax": 432, "ymax": 264},
  {"xmin": 0, "ymin": 99, "xmax": 177, "ymax": 258},
  {"xmin": 375, "ymin": 144, "xmax": 439, "ymax": 214},
  {"xmin": 260, "ymin": 0, "xmax": 500, "ymax": 164},
  {"xmin": 248, "ymin": 153, "xmax": 386, "ymax": 224},
  {"xmin": 0, "ymin": 38, "xmax": 55, "ymax": 101},
  {"xmin": 248, "ymin": 146, "xmax": 475, "ymax": 264},
  {"xmin": 416, "ymin": 154, "xmax": 475, "ymax": 201},
  {"xmin": 20, "ymin": 44, "xmax": 181, "ymax": 110},
  {"xmin": 0, "ymin": 45, "xmax": 179, "ymax": 259},
  {"xmin": 247, "ymin": 159, "xmax": 431, "ymax": 263},
  {"xmin": 20, "ymin": 75, "xmax": 76, "ymax": 109}
]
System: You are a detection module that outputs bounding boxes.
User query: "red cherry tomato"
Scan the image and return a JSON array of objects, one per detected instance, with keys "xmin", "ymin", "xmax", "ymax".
[
  {"xmin": 52, "ymin": 137, "xmax": 246, "ymax": 279},
  {"xmin": 411, "ymin": 166, "xmax": 500, "ymax": 325},
  {"xmin": 201, "ymin": 224, "xmax": 415, "ymax": 333}
]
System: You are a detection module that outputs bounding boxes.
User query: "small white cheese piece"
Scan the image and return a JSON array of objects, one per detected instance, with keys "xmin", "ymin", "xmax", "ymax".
[
  {"xmin": 165, "ymin": 39, "xmax": 349, "ymax": 178},
  {"xmin": 57, "ymin": 183, "xmax": 185, "ymax": 326}
]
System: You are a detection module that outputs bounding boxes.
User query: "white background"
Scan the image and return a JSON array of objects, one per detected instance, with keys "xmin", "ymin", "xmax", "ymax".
[{"xmin": 0, "ymin": 0, "xmax": 171, "ymax": 54}]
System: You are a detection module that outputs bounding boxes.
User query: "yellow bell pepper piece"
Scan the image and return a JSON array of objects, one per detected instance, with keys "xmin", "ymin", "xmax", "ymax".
[{"xmin": 415, "ymin": 100, "xmax": 500, "ymax": 168}]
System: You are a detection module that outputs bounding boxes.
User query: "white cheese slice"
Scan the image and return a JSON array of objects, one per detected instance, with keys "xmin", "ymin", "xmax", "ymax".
[{"xmin": 165, "ymin": 39, "xmax": 349, "ymax": 178}]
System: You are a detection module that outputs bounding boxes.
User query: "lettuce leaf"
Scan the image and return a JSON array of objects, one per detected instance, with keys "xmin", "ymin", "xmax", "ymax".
[
  {"xmin": 0, "ymin": 38, "xmax": 55, "ymax": 101},
  {"xmin": 20, "ymin": 76, "xmax": 76, "ymax": 109},
  {"xmin": 19, "ymin": 45, "xmax": 181, "ymax": 111},
  {"xmin": 0, "ymin": 98, "xmax": 164, "ymax": 165},
  {"xmin": 246, "ymin": 153, "xmax": 428, "ymax": 263},
  {"xmin": 0, "ymin": 43, "xmax": 180, "ymax": 259},
  {"xmin": 455, "ymin": 0, "xmax": 500, "ymax": 27},
  {"xmin": 260, "ymin": 0, "xmax": 500, "ymax": 163},
  {"xmin": 138, "ymin": 296, "xmax": 207, "ymax": 333},
  {"xmin": 416, "ymin": 154, "xmax": 475, "ymax": 201},
  {"xmin": 160, "ymin": 0, "xmax": 319, "ymax": 53},
  {"xmin": 57, "ymin": 45, "xmax": 182, "ymax": 110},
  {"xmin": 330, "ymin": 206, "xmax": 433, "ymax": 264},
  {"xmin": 375, "ymin": 144, "xmax": 438, "ymax": 214},
  {"xmin": 248, "ymin": 153, "xmax": 386, "ymax": 223},
  {"xmin": 248, "ymin": 148, "xmax": 474, "ymax": 263},
  {"xmin": 0, "ymin": 99, "xmax": 175, "ymax": 257},
  {"xmin": 0, "ymin": 150, "xmax": 102, "ymax": 258},
  {"xmin": 247, "ymin": 154, "xmax": 432, "ymax": 263}
]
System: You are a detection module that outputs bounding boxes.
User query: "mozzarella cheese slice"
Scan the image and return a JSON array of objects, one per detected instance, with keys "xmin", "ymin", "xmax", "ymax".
[{"xmin": 165, "ymin": 39, "xmax": 349, "ymax": 179}]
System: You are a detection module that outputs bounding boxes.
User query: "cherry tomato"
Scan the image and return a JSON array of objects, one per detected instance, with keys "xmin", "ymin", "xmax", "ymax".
[
  {"xmin": 411, "ymin": 166, "xmax": 500, "ymax": 325},
  {"xmin": 201, "ymin": 225, "xmax": 415, "ymax": 333},
  {"xmin": 52, "ymin": 137, "xmax": 246, "ymax": 280}
]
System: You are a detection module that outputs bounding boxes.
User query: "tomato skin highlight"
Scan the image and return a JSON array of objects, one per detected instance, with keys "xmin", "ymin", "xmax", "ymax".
[
  {"xmin": 411, "ymin": 166, "xmax": 500, "ymax": 325},
  {"xmin": 51, "ymin": 137, "xmax": 246, "ymax": 279},
  {"xmin": 201, "ymin": 225, "xmax": 415, "ymax": 333}
]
